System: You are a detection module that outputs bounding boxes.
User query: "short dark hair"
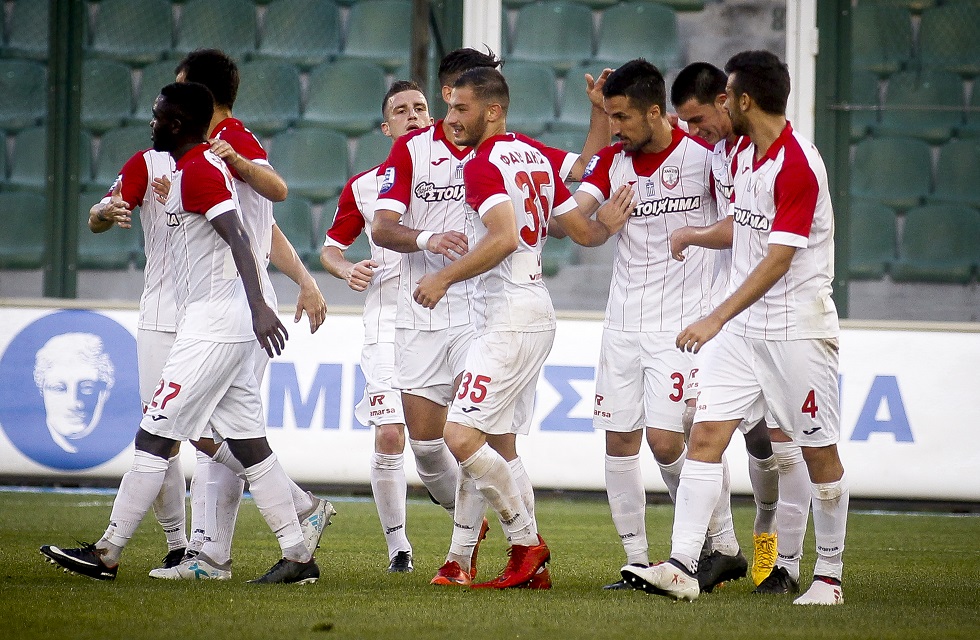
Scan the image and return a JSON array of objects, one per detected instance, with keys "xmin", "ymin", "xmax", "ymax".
[
  {"xmin": 382, "ymin": 80, "xmax": 423, "ymax": 119},
  {"xmin": 671, "ymin": 62, "xmax": 727, "ymax": 108},
  {"xmin": 160, "ymin": 82, "xmax": 214, "ymax": 140},
  {"xmin": 453, "ymin": 67, "xmax": 509, "ymax": 113},
  {"xmin": 602, "ymin": 58, "xmax": 666, "ymax": 113},
  {"xmin": 438, "ymin": 47, "xmax": 502, "ymax": 87},
  {"xmin": 724, "ymin": 50, "xmax": 791, "ymax": 115},
  {"xmin": 174, "ymin": 49, "xmax": 239, "ymax": 109}
]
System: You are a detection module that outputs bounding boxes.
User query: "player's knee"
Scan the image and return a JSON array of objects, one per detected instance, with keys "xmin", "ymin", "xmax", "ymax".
[
  {"xmin": 224, "ymin": 437, "xmax": 273, "ymax": 469},
  {"xmin": 743, "ymin": 420, "xmax": 774, "ymax": 459},
  {"xmin": 647, "ymin": 429, "xmax": 685, "ymax": 464},
  {"xmin": 375, "ymin": 424, "xmax": 406, "ymax": 454},
  {"xmin": 134, "ymin": 428, "xmax": 177, "ymax": 459}
]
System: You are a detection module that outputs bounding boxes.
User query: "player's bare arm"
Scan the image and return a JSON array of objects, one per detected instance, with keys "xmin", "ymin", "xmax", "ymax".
[
  {"xmin": 670, "ymin": 215, "xmax": 734, "ymax": 261},
  {"xmin": 676, "ymin": 243, "xmax": 796, "ymax": 353},
  {"xmin": 372, "ymin": 208, "xmax": 469, "ymax": 259},
  {"xmin": 319, "ymin": 245, "xmax": 377, "ymax": 293},
  {"xmin": 88, "ymin": 181, "xmax": 132, "ymax": 232},
  {"xmin": 269, "ymin": 224, "xmax": 326, "ymax": 333},
  {"xmin": 210, "ymin": 210, "xmax": 289, "ymax": 357},
  {"xmin": 209, "ymin": 138, "xmax": 288, "ymax": 202},
  {"xmin": 413, "ymin": 202, "xmax": 518, "ymax": 309},
  {"xmin": 568, "ymin": 68, "xmax": 614, "ymax": 181},
  {"xmin": 557, "ymin": 184, "xmax": 634, "ymax": 246}
]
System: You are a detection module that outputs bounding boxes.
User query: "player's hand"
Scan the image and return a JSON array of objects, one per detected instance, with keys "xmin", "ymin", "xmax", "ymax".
[
  {"xmin": 344, "ymin": 259, "xmax": 377, "ymax": 292},
  {"xmin": 209, "ymin": 138, "xmax": 241, "ymax": 165},
  {"xmin": 585, "ymin": 68, "xmax": 614, "ymax": 108},
  {"xmin": 294, "ymin": 279, "xmax": 327, "ymax": 334},
  {"xmin": 413, "ymin": 273, "xmax": 449, "ymax": 309},
  {"xmin": 670, "ymin": 226, "xmax": 695, "ymax": 261},
  {"xmin": 597, "ymin": 184, "xmax": 635, "ymax": 237},
  {"xmin": 676, "ymin": 316, "xmax": 723, "ymax": 354},
  {"xmin": 253, "ymin": 303, "xmax": 289, "ymax": 357},
  {"xmin": 101, "ymin": 181, "xmax": 133, "ymax": 228},
  {"xmin": 151, "ymin": 175, "xmax": 171, "ymax": 204},
  {"xmin": 424, "ymin": 230, "xmax": 468, "ymax": 261}
]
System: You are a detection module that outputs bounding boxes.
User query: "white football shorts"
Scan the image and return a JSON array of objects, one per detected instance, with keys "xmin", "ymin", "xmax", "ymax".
[
  {"xmin": 393, "ymin": 324, "xmax": 474, "ymax": 406},
  {"xmin": 137, "ymin": 328, "xmax": 176, "ymax": 409},
  {"xmin": 354, "ymin": 341, "xmax": 405, "ymax": 428}
]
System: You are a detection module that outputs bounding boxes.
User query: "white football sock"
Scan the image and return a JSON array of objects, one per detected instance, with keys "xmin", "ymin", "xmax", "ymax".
[
  {"xmin": 371, "ymin": 452, "xmax": 411, "ymax": 560},
  {"xmin": 747, "ymin": 451, "xmax": 779, "ymax": 535},
  {"xmin": 187, "ymin": 450, "xmax": 209, "ymax": 552},
  {"xmin": 460, "ymin": 444, "xmax": 536, "ymax": 547},
  {"xmin": 706, "ymin": 455, "xmax": 740, "ymax": 556},
  {"xmin": 657, "ymin": 445, "xmax": 687, "ymax": 503},
  {"xmin": 213, "ymin": 440, "xmax": 312, "ymax": 520},
  {"xmin": 670, "ymin": 459, "xmax": 723, "ymax": 573},
  {"xmin": 151, "ymin": 453, "xmax": 188, "ymax": 551},
  {"xmin": 508, "ymin": 457, "xmax": 537, "ymax": 532},
  {"xmin": 199, "ymin": 455, "xmax": 245, "ymax": 566},
  {"xmin": 447, "ymin": 472, "xmax": 488, "ymax": 572},
  {"xmin": 243, "ymin": 454, "xmax": 309, "ymax": 562},
  {"xmin": 409, "ymin": 438, "xmax": 458, "ymax": 512},
  {"xmin": 101, "ymin": 450, "xmax": 170, "ymax": 563},
  {"xmin": 811, "ymin": 473, "xmax": 848, "ymax": 581},
  {"xmin": 772, "ymin": 440, "xmax": 810, "ymax": 581},
  {"xmin": 605, "ymin": 453, "xmax": 649, "ymax": 566}
]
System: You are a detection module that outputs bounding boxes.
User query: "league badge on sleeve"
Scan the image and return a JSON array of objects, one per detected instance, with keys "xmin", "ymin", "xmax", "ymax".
[
  {"xmin": 583, "ymin": 155, "xmax": 600, "ymax": 179},
  {"xmin": 380, "ymin": 167, "xmax": 396, "ymax": 194}
]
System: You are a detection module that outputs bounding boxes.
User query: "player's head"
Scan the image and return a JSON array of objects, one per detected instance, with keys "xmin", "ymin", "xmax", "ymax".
[
  {"xmin": 601, "ymin": 59, "xmax": 667, "ymax": 153},
  {"xmin": 724, "ymin": 50, "xmax": 791, "ymax": 135},
  {"xmin": 438, "ymin": 47, "xmax": 502, "ymax": 104},
  {"xmin": 151, "ymin": 82, "xmax": 215, "ymax": 153},
  {"xmin": 671, "ymin": 62, "xmax": 731, "ymax": 145},
  {"xmin": 174, "ymin": 48, "xmax": 239, "ymax": 110},
  {"xmin": 446, "ymin": 67, "xmax": 509, "ymax": 148},
  {"xmin": 381, "ymin": 80, "xmax": 432, "ymax": 139}
]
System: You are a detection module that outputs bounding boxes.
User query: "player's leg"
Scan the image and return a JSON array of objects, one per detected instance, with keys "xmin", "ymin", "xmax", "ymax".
[{"xmin": 743, "ymin": 417, "xmax": 779, "ymax": 585}]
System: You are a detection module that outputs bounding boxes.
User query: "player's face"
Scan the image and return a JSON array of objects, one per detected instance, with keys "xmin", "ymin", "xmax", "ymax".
[
  {"xmin": 604, "ymin": 94, "xmax": 653, "ymax": 153},
  {"xmin": 725, "ymin": 73, "xmax": 750, "ymax": 137},
  {"xmin": 445, "ymin": 85, "xmax": 488, "ymax": 148},
  {"xmin": 676, "ymin": 95, "xmax": 731, "ymax": 146},
  {"xmin": 383, "ymin": 90, "xmax": 432, "ymax": 139},
  {"xmin": 150, "ymin": 96, "xmax": 178, "ymax": 152}
]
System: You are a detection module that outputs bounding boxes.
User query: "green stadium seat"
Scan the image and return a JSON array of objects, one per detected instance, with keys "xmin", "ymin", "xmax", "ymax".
[
  {"xmin": 929, "ymin": 141, "xmax": 980, "ymax": 208},
  {"xmin": 850, "ymin": 137, "xmax": 932, "ymax": 211},
  {"xmin": 131, "ymin": 61, "xmax": 177, "ymax": 125},
  {"xmin": 77, "ymin": 187, "xmax": 139, "ymax": 269},
  {"xmin": 542, "ymin": 235, "xmax": 575, "ymax": 277},
  {"xmin": 82, "ymin": 60, "xmax": 134, "ymax": 134},
  {"xmin": 848, "ymin": 201, "xmax": 897, "ymax": 279},
  {"xmin": 961, "ymin": 85, "xmax": 980, "ymax": 138},
  {"xmin": 9, "ymin": 127, "xmax": 92, "ymax": 191},
  {"xmin": 891, "ymin": 204, "xmax": 980, "ymax": 283},
  {"xmin": 89, "ymin": 0, "xmax": 173, "ymax": 65},
  {"xmin": 234, "ymin": 61, "xmax": 301, "ymax": 136},
  {"xmin": 850, "ymin": 70, "xmax": 880, "ymax": 141},
  {"xmin": 594, "ymin": 3, "xmax": 681, "ymax": 73},
  {"xmin": 302, "ymin": 60, "xmax": 386, "ymax": 135},
  {"xmin": 3, "ymin": 0, "xmax": 49, "ymax": 60},
  {"xmin": 862, "ymin": 0, "xmax": 936, "ymax": 13},
  {"xmin": 539, "ymin": 129, "xmax": 588, "ymax": 155},
  {"xmin": 342, "ymin": 0, "xmax": 412, "ymax": 72},
  {"xmin": 919, "ymin": 5, "xmax": 980, "ymax": 77},
  {"xmin": 852, "ymin": 3, "xmax": 913, "ymax": 76},
  {"xmin": 352, "ymin": 130, "xmax": 392, "ymax": 176},
  {"xmin": 94, "ymin": 125, "xmax": 154, "ymax": 187},
  {"xmin": 0, "ymin": 60, "xmax": 47, "ymax": 132},
  {"xmin": 554, "ymin": 63, "xmax": 606, "ymax": 133},
  {"xmin": 875, "ymin": 70, "xmax": 963, "ymax": 144},
  {"xmin": 270, "ymin": 128, "xmax": 349, "ymax": 201},
  {"xmin": 504, "ymin": 62, "xmax": 556, "ymax": 137},
  {"xmin": 255, "ymin": 0, "xmax": 340, "ymax": 69},
  {"xmin": 174, "ymin": 0, "xmax": 257, "ymax": 61},
  {"xmin": 509, "ymin": 2, "xmax": 594, "ymax": 75},
  {"xmin": 272, "ymin": 196, "xmax": 316, "ymax": 263},
  {"xmin": 0, "ymin": 191, "xmax": 47, "ymax": 268},
  {"xmin": 655, "ymin": 0, "xmax": 706, "ymax": 10}
]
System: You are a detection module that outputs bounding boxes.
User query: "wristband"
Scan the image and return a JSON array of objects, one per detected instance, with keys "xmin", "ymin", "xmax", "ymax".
[{"xmin": 416, "ymin": 231, "xmax": 434, "ymax": 251}]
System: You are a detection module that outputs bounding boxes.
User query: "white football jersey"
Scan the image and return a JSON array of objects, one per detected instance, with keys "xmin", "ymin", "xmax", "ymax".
[{"xmin": 708, "ymin": 136, "xmax": 750, "ymax": 304}]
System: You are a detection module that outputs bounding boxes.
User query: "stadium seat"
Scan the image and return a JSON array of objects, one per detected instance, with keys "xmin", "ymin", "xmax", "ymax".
[
  {"xmin": 852, "ymin": 3, "xmax": 913, "ymax": 76},
  {"xmin": 342, "ymin": 0, "xmax": 412, "ymax": 72},
  {"xmin": 875, "ymin": 70, "xmax": 964, "ymax": 144},
  {"xmin": 891, "ymin": 204, "xmax": 980, "ymax": 283},
  {"xmin": 81, "ymin": 60, "xmax": 134, "ymax": 134},
  {"xmin": 539, "ymin": 129, "xmax": 588, "ymax": 155},
  {"xmin": 861, "ymin": 0, "xmax": 936, "ymax": 13},
  {"xmin": 272, "ymin": 196, "xmax": 316, "ymax": 264},
  {"xmin": 509, "ymin": 2, "xmax": 594, "ymax": 75},
  {"xmin": 960, "ymin": 86, "xmax": 980, "ymax": 138},
  {"xmin": 270, "ymin": 128, "xmax": 349, "ymax": 201},
  {"xmin": 233, "ymin": 61, "xmax": 301, "ymax": 136},
  {"xmin": 255, "ymin": 0, "xmax": 341, "ymax": 69},
  {"xmin": 77, "ymin": 187, "xmax": 139, "ymax": 269},
  {"xmin": 542, "ymin": 235, "xmax": 575, "ymax": 277},
  {"xmin": 504, "ymin": 62, "xmax": 557, "ymax": 137},
  {"xmin": 850, "ymin": 137, "xmax": 932, "ymax": 211},
  {"xmin": 174, "ymin": 0, "xmax": 257, "ymax": 61},
  {"xmin": 0, "ymin": 191, "xmax": 47, "ymax": 268},
  {"xmin": 89, "ymin": 0, "xmax": 173, "ymax": 65},
  {"xmin": 850, "ymin": 70, "xmax": 880, "ymax": 141},
  {"xmin": 8, "ymin": 127, "xmax": 92, "ymax": 192},
  {"xmin": 655, "ymin": 0, "xmax": 706, "ymax": 10},
  {"xmin": 3, "ymin": 0, "xmax": 49, "ymax": 60},
  {"xmin": 848, "ymin": 201, "xmax": 897, "ymax": 279},
  {"xmin": 919, "ymin": 5, "xmax": 980, "ymax": 77},
  {"xmin": 131, "ymin": 61, "xmax": 177, "ymax": 125},
  {"xmin": 352, "ymin": 130, "xmax": 393, "ymax": 176},
  {"xmin": 594, "ymin": 3, "xmax": 681, "ymax": 73},
  {"xmin": 929, "ymin": 141, "xmax": 980, "ymax": 208},
  {"xmin": 0, "ymin": 60, "xmax": 47, "ymax": 132},
  {"xmin": 302, "ymin": 60, "xmax": 386, "ymax": 136},
  {"xmin": 94, "ymin": 125, "xmax": 154, "ymax": 187},
  {"xmin": 553, "ymin": 63, "xmax": 605, "ymax": 133}
]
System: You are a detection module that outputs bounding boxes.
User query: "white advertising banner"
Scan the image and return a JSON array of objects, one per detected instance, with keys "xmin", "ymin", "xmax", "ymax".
[{"xmin": 0, "ymin": 306, "xmax": 977, "ymax": 501}]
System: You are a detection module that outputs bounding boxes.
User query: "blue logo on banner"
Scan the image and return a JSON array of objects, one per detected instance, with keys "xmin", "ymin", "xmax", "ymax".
[{"xmin": 0, "ymin": 310, "xmax": 140, "ymax": 470}]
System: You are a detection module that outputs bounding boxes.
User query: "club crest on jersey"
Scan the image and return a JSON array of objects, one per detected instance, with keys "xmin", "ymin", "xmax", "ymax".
[
  {"xmin": 454, "ymin": 162, "xmax": 464, "ymax": 180},
  {"xmin": 661, "ymin": 166, "xmax": 680, "ymax": 190},
  {"xmin": 644, "ymin": 179, "xmax": 658, "ymax": 198},
  {"xmin": 583, "ymin": 154, "xmax": 600, "ymax": 178},
  {"xmin": 380, "ymin": 167, "xmax": 396, "ymax": 194}
]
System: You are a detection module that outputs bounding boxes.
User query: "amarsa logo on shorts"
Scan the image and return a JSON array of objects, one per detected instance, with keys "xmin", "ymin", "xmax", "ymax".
[{"xmin": 0, "ymin": 310, "xmax": 140, "ymax": 471}]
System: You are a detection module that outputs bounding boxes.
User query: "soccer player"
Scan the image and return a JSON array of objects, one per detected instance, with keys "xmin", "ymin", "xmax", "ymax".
[
  {"xmin": 320, "ymin": 80, "xmax": 433, "ymax": 573},
  {"xmin": 41, "ymin": 82, "xmax": 319, "ymax": 584},
  {"xmin": 669, "ymin": 61, "xmax": 814, "ymax": 592},
  {"xmin": 414, "ymin": 67, "xmax": 629, "ymax": 589},
  {"xmin": 622, "ymin": 51, "xmax": 848, "ymax": 606}
]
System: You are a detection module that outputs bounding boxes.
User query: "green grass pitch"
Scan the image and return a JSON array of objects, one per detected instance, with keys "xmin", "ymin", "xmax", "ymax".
[{"xmin": 1, "ymin": 489, "xmax": 978, "ymax": 640}]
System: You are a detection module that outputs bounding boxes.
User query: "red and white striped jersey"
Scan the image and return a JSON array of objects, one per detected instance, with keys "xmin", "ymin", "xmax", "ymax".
[
  {"xmin": 726, "ymin": 123, "xmax": 839, "ymax": 340},
  {"xmin": 464, "ymin": 133, "xmax": 575, "ymax": 333},
  {"xmin": 166, "ymin": 143, "xmax": 254, "ymax": 343},
  {"xmin": 577, "ymin": 127, "xmax": 717, "ymax": 332},
  {"xmin": 324, "ymin": 166, "xmax": 399, "ymax": 344},
  {"xmin": 707, "ymin": 136, "xmax": 750, "ymax": 303},
  {"xmin": 106, "ymin": 149, "xmax": 177, "ymax": 332}
]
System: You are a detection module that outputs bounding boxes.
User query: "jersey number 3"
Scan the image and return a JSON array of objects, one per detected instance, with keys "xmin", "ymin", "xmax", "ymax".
[{"xmin": 516, "ymin": 170, "xmax": 551, "ymax": 247}]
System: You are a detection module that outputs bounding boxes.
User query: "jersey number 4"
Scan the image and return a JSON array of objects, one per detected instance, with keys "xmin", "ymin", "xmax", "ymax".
[{"xmin": 516, "ymin": 170, "xmax": 551, "ymax": 247}]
